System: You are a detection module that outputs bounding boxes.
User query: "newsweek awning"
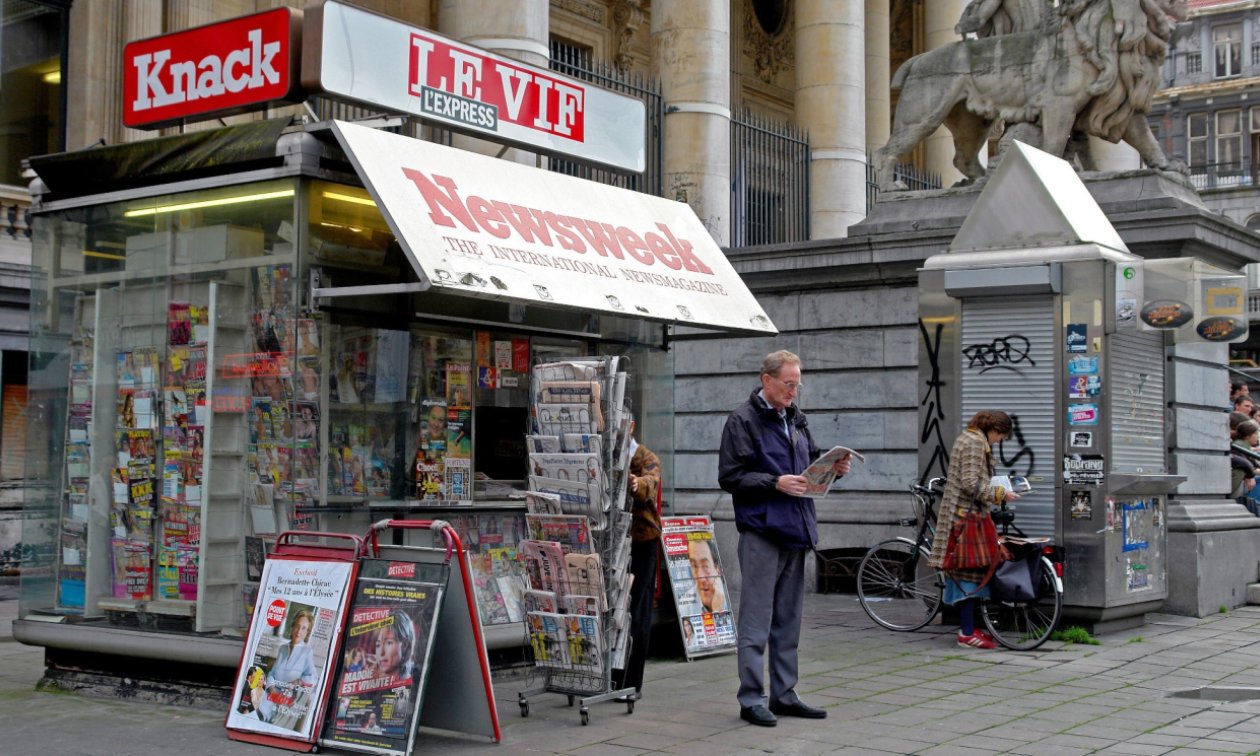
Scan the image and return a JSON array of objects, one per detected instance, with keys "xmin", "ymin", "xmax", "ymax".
[{"xmin": 327, "ymin": 120, "xmax": 776, "ymax": 335}]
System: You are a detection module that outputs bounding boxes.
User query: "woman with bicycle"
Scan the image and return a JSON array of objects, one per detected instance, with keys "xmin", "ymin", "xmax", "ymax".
[{"xmin": 927, "ymin": 410, "xmax": 1021, "ymax": 650}]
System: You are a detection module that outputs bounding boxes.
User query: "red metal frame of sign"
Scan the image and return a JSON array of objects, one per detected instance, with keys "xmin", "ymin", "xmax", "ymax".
[
  {"xmin": 225, "ymin": 531, "xmax": 363, "ymax": 753},
  {"xmin": 123, "ymin": 7, "xmax": 304, "ymax": 129}
]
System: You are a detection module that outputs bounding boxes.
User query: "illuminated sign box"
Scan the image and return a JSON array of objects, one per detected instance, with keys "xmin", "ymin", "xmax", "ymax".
[
  {"xmin": 303, "ymin": 1, "xmax": 646, "ymax": 173},
  {"xmin": 123, "ymin": 7, "xmax": 304, "ymax": 129}
]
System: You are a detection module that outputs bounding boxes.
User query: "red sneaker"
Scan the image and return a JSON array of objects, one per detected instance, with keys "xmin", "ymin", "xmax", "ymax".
[
  {"xmin": 974, "ymin": 629, "xmax": 995, "ymax": 643},
  {"xmin": 957, "ymin": 631, "xmax": 997, "ymax": 649}
]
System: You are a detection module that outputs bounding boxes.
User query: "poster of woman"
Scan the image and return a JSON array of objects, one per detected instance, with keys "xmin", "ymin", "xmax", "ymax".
[
  {"xmin": 322, "ymin": 563, "xmax": 444, "ymax": 755},
  {"xmin": 226, "ymin": 558, "xmax": 354, "ymax": 743}
]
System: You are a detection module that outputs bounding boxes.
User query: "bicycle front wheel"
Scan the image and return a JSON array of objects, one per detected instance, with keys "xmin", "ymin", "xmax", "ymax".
[
  {"xmin": 856, "ymin": 538, "xmax": 943, "ymax": 631},
  {"xmin": 981, "ymin": 556, "xmax": 1063, "ymax": 650}
]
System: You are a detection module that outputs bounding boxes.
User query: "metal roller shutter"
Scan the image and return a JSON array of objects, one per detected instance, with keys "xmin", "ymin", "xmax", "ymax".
[
  {"xmin": 1108, "ymin": 330, "xmax": 1166, "ymax": 473},
  {"xmin": 960, "ymin": 296, "xmax": 1056, "ymax": 537}
]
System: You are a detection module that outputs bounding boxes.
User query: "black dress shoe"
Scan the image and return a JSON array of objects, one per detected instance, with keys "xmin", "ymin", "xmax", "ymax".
[
  {"xmin": 769, "ymin": 700, "xmax": 828, "ymax": 719},
  {"xmin": 739, "ymin": 705, "xmax": 778, "ymax": 727}
]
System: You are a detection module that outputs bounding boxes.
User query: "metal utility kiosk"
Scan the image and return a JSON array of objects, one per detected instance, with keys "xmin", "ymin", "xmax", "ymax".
[{"xmin": 917, "ymin": 143, "xmax": 1245, "ymax": 630}]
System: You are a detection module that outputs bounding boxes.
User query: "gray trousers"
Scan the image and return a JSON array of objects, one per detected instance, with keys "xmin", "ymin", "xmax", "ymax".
[{"xmin": 736, "ymin": 529, "xmax": 806, "ymax": 708}]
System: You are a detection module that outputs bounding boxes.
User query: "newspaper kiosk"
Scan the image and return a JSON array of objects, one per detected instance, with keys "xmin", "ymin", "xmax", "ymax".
[
  {"xmin": 917, "ymin": 143, "xmax": 1244, "ymax": 630},
  {"xmin": 15, "ymin": 3, "xmax": 775, "ymax": 709}
]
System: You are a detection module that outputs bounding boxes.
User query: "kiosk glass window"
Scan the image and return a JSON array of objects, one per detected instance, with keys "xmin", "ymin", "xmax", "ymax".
[{"xmin": 25, "ymin": 178, "xmax": 299, "ymax": 631}]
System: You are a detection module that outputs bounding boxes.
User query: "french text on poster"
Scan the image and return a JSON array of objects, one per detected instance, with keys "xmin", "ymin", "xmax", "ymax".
[
  {"xmin": 227, "ymin": 558, "xmax": 353, "ymax": 742},
  {"xmin": 321, "ymin": 559, "xmax": 444, "ymax": 756}
]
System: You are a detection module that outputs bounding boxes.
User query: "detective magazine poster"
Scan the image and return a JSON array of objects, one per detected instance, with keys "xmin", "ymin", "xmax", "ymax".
[
  {"xmin": 228, "ymin": 558, "xmax": 354, "ymax": 741},
  {"xmin": 321, "ymin": 559, "xmax": 444, "ymax": 755},
  {"xmin": 660, "ymin": 516, "xmax": 736, "ymax": 658}
]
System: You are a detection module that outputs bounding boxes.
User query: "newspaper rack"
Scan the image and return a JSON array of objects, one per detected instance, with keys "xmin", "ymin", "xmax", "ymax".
[
  {"xmin": 518, "ymin": 356, "xmax": 637, "ymax": 725},
  {"xmin": 327, "ymin": 518, "xmax": 502, "ymax": 752},
  {"xmin": 226, "ymin": 530, "xmax": 363, "ymax": 752}
]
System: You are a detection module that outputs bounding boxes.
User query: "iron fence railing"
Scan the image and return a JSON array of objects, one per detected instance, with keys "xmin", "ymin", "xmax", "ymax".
[
  {"xmin": 549, "ymin": 43, "xmax": 663, "ymax": 197},
  {"xmin": 730, "ymin": 111, "xmax": 810, "ymax": 247},
  {"xmin": 865, "ymin": 159, "xmax": 942, "ymax": 210},
  {"xmin": 1189, "ymin": 161, "xmax": 1254, "ymax": 191}
]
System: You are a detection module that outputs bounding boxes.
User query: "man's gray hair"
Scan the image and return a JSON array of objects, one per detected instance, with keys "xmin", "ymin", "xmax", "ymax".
[{"xmin": 761, "ymin": 350, "xmax": 801, "ymax": 377}]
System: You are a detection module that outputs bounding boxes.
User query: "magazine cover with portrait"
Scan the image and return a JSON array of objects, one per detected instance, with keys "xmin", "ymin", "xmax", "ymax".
[
  {"xmin": 660, "ymin": 515, "xmax": 737, "ymax": 659},
  {"xmin": 321, "ymin": 559, "xmax": 445, "ymax": 755},
  {"xmin": 227, "ymin": 559, "xmax": 353, "ymax": 743}
]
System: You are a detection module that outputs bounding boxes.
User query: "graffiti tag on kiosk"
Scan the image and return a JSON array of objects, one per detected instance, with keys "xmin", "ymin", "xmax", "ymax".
[
  {"xmin": 961, "ymin": 334, "xmax": 1035, "ymax": 374},
  {"xmin": 996, "ymin": 413, "xmax": 1035, "ymax": 477}
]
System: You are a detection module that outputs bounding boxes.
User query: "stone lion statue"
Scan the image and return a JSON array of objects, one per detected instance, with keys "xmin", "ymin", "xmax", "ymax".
[{"xmin": 873, "ymin": 0, "xmax": 1188, "ymax": 191}]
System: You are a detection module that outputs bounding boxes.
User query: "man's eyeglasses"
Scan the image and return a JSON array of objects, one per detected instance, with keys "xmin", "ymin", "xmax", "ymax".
[{"xmin": 769, "ymin": 376, "xmax": 803, "ymax": 391}]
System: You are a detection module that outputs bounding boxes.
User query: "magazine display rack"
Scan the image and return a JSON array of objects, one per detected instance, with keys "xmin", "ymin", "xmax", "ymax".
[
  {"xmin": 517, "ymin": 357, "xmax": 636, "ymax": 725},
  {"xmin": 53, "ymin": 279, "xmax": 253, "ymax": 632}
]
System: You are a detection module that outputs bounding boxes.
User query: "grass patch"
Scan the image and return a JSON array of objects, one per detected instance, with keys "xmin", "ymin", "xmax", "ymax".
[
  {"xmin": 1220, "ymin": 604, "xmax": 1229, "ymax": 614},
  {"xmin": 1050, "ymin": 625, "xmax": 1100, "ymax": 645},
  {"xmin": 1126, "ymin": 636, "xmax": 1143, "ymax": 643}
]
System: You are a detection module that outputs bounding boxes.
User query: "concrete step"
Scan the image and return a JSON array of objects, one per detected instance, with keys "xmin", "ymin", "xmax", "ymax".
[{"xmin": 1247, "ymin": 583, "xmax": 1260, "ymax": 605}]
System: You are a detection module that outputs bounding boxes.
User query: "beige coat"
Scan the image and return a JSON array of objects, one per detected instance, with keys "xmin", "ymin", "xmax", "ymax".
[{"xmin": 927, "ymin": 428, "xmax": 1007, "ymax": 583}]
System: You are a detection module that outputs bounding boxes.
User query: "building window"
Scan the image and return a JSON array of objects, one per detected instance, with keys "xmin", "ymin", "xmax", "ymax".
[
  {"xmin": 1215, "ymin": 23, "xmax": 1242, "ymax": 78},
  {"xmin": 0, "ymin": 0, "xmax": 66, "ymax": 186},
  {"xmin": 1253, "ymin": 41, "xmax": 1260, "ymax": 67},
  {"xmin": 1217, "ymin": 109, "xmax": 1242, "ymax": 168},
  {"xmin": 1186, "ymin": 53, "xmax": 1202, "ymax": 75},
  {"xmin": 1188, "ymin": 113, "xmax": 1208, "ymax": 167}
]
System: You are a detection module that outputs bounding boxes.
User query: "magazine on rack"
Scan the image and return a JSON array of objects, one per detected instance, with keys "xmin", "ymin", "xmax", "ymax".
[
  {"xmin": 535, "ymin": 403, "xmax": 603, "ymax": 435},
  {"xmin": 561, "ymin": 433, "xmax": 602, "ymax": 456},
  {"xmin": 534, "ymin": 360, "xmax": 601, "ymax": 382},
  {"xmin": 565, "ymin": 552, "xmax": 606, "ymax": 610},
  {"xmin": 564, "ymin": 613, "xmax": 603, "ymax": 672},
  {"xmin": 528, "ymin": 475, "xmax": 603, "ymax": 522},
  {"xmin": 800, "ymin": 445, "xmax": 865, "ymax": 498},
  {"xmin": 525, "ymin": 514, "xmax": 595, "ymax": 554},
  {"xmin": 523, "ymin": 490, "xmax": 563, "ymax": 515},
  {"xmin": 537, "ymin": 380, "xmax": 602, "ymax": 406},
  {"xmin": 526, "ymin": 611, "xmax": 568, "ymax": 668},
  {"xmin": 562, "ymin": 594, "xmax": 600, "ymax": 616},
  {"xmin": 522, "ymin": 588, "xmax": 558, "ymax": 614},
  {"xmin": 520, "ymin": 539, "xmax": 569, "ymax": 596},
  {"xmin": 528, "ymin": 452, "xmax": 603, "ymax": 488},
  {"xmin": 526, "ymin": 434, "xmax": 562, "ymax": 453}
]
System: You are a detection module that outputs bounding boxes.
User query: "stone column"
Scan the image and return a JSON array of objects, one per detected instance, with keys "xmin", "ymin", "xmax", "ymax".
[
  {"xmin": 797, "ymin": 1, "xmax": 865, "ymax": 238},
  {"xmin": 120, "ymin": 0, "xmax": 164, "ymax": 143},
  {"xmin": 66, "ymin": 0, "xmax": 120, "ymax": 148},
  {"xmin": 923, "ymin": 0, "xmax": 967, "ymax": 187},
  {"xmin": 653, "ymin": 0, "xmax": 730, "ymax": 245},
  {"xmin": 865, "ymin": 0, "xmax": 891, "ymax": 154},
  {"xmin": 438, "ymin": 0, "xmax": 549, "ymax": 164}
]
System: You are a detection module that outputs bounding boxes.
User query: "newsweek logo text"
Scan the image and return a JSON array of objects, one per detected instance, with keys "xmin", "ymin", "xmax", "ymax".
[
  {"xmin": 408, "ymin": 31, "xmax": 584, "ymax": 141},
  {"xmin": 401, "ymin": 167, "xmax": 718, "ymax": 284},
  {"xmin": 123, "ymin": 8, "xmax": 297, "ymax": 128}
]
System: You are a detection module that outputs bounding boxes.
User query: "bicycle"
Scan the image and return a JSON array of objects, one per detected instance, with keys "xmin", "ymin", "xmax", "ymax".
[{"xmin": 855, "ymin": 478, "xmax": 1065, "ymax": 650}]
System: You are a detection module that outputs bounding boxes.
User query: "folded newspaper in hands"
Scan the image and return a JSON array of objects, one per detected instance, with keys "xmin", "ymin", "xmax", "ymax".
[
  {"xmin": 801, "ymin": 445, "xmax": 865, "ymax": 498},
  {"xmin": 991, "ymin": 475, "xmax": 1033, "ymax": 495}
]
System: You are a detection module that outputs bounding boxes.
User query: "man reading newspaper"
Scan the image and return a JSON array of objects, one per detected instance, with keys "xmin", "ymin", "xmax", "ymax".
[{"xmin": 719, "ymin": 350, "xmax": 853, "ymax": 728}]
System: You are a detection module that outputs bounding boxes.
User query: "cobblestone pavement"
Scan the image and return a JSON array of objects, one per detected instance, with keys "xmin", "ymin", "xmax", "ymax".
[{"xmin": 3, "ymin": 594, "xmax": 1260, "ymax": 755}]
